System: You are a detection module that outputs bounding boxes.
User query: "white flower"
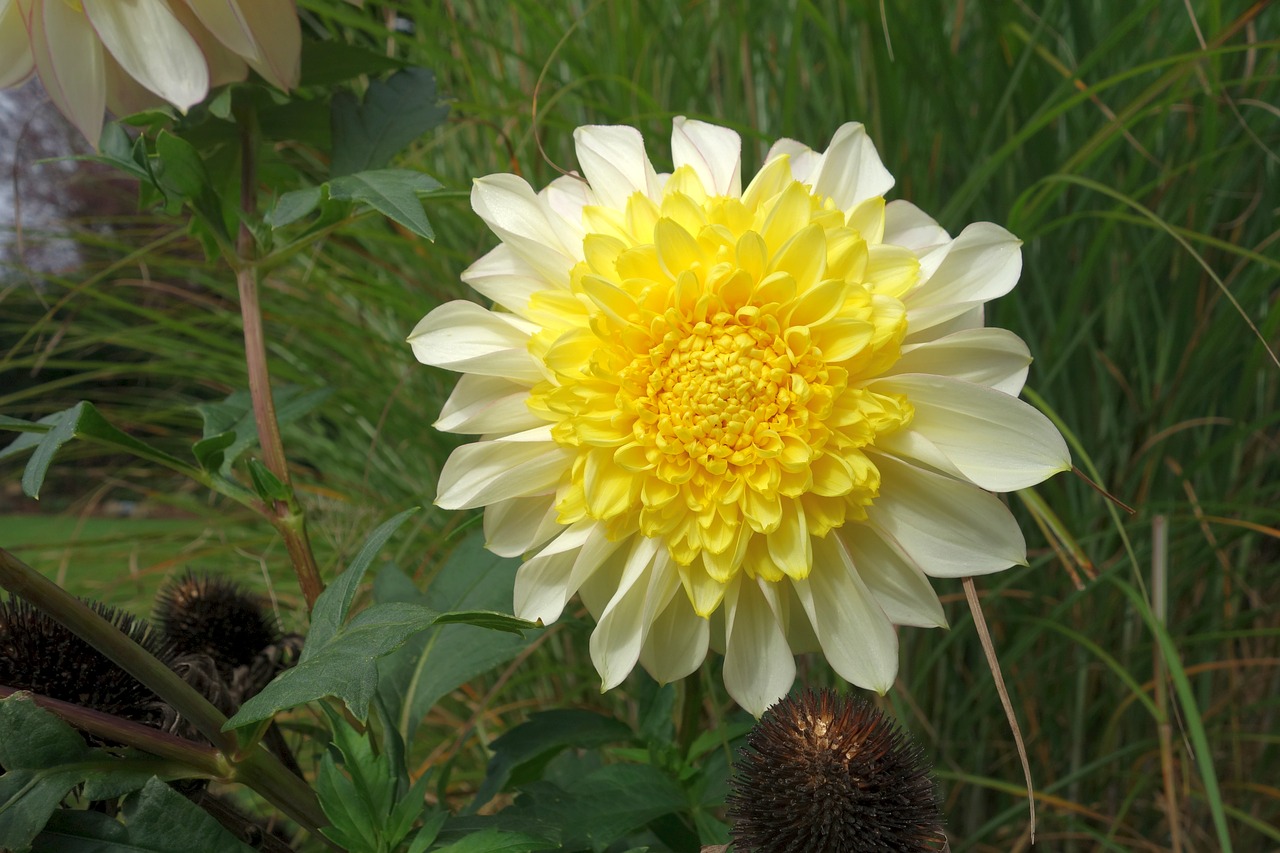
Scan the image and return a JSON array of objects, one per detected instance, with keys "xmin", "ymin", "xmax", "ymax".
[
  {"xmin": 410, "ymin": 118, "xmax": 1071, "ymax": 716},
  {"xmin": 0, "ymin": 0, "xmax": 301, "ymax": 145}
]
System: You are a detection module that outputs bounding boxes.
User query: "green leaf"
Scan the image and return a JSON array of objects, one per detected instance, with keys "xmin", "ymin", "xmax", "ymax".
[
  {"xmin": 319, "ymin": 705, "xmax": 397, "ymax": 829},
  {"xmin": 470, "ymin": 710, "xmax": 634, "ymax": 811},
  {"xmin": 431, "ymin": 829, "xmax": 558, "ymax": 853},
  {"xmin": 0, "ymin": 402, "xmax": 200, "ymax": 499},
  {"xmin": 301, "ymin": 40, "xmax": 406, "ymax": 87},
  {"xmin": 316, "ymin": 752, "xmax": 380, "ymax": 852},
  {"xmin": 330, "ymin": 67, "xmax": 449, "ymax": 177},
  {"xmin": 225, "ymin": 602, "xmax": 532, "ymax": 727},
  {"xmin": 121, "ymin": 777, "xmax": 253, "ymax": 852},
  {"xmin": 404, "ymin": 810, "xmax": 447, "ymax": 853},
  {"xmin": 32, "ymin": 810, "xmax": 129, "ymax": 852},
  {"xmin": 0, "ymin": 696, "xmax": 92, "ymax": 852},
  {"xmin": 375, "ymin": 536, "xmax": 541, "ymax": 745},
  {"xmin": 246, "ymin": 459, "xmax": 290, "ymax": 503},
  {"xmin": 191, "ymin": 431, "xmax": 236, "ymax": 474},
  {"xmin": 265, "ymin": 186, "xmax": 324, "ymax": 228},
  {"xmin": 327, "ymin": 169, "xmax": 442, "ymax": 240},
  {"xmin": 93, "ymin": 123, "xmax": 152, "ymax": 181},
  {"xmin": 192, "ymin": 386, "xmax": 331, "ymax": 476},
  {"xmin": 153, "ymin": 131, "xmax": 230, "ymax": 242}
]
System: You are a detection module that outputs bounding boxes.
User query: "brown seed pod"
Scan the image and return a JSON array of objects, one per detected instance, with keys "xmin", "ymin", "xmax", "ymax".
[
  {"xmin": 726, "ymin": 689, "xmax": 945, "ymax": 853},
  {"xmin": 0, "ymin": 596, "xmax": 176, "ymax": 734},
  {"xmin": 154, "ymin": 572, "xmax": 280, "ymax": 674}
]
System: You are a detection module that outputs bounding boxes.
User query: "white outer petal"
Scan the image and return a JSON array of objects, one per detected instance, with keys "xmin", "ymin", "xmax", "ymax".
[
  {"xmin": 638, "ymin": 592, "xmax": 710, "ymax": 684},
  {"xmin": 589, "ymin": 538, "xmax": 671, "ymax": 690},
  {"xmin": 29, "ymin": 0, "xmax": 106, "ymax": 145},
  {"xmin": 483, "ymin": 494, "xmax": 561, "ymax": 558},
  {"xmin": 887, "ymin": 327, "xmax": 1032, "ymax": 395},
  {"xmin": 514, "ymin": 521, "xmax": 621, "ymax": 623},
  {"xmin": 672, "ymin": 116, "xmax": 742, "ymax": 197},
  {"xmin": 234, "ymin": 0, "xmax": 299, "ymax": 91},
  {"xmin": 540, "ymin": 173, "xmax": 593, "ymax": 244},
  {"xmin": 84, "ymin": 0, "xmax": 208, "ymax": 111},
  {"xmin": 434, "ymin": 426, "xmax": 569, "ymax": 510},
  {"xmin": 872, "ymin": 374, "xmax": 1071, "ymax": 491},
  {"xmin": 0, "ymin": 0, "xmax": 35, "ymax": 89},
  {"xmin": 839, "ymin": 525, "xmax": 947, "ymax": 629},
  {"xmin": 434, "ymin": 373, "xmax": 541, "ymax": 435},
  {"xmin": 460, "ymin": 243, "xmax": 557, "ymax": 320},
  {"xmin": 866, "ymin": 451, "xmax": 1027, "ymax": 578},
  {"xmin": 181, "ymin": 0, "xmax": 255, "ymax": 57},
  {"xmin": 722, "ymin": 577, "xmax": 795, "ymax": 717},
  {"xmin": 809, "ymin": 122, "xmax": 895, "ymax": 210},
  {"xmin": 907, "ymin": 304, "xmax": 985, "ymax": 345},
  {"xmin": 764, "ymin": 136, "xmax": 820, "ymax": 183},
  {"xmin": 471, "ymin": 174, "xmax": 580, "ymax": 282},
  {"xmin": 407, "ymin": 300, "xmax": 544, "ymax": 384},
  {"xmin": 905, "ymin": 222, "xmax": 1022, "ymax": 336},
  {"xmin": 883, "ymin": 199, "xmax": 951, "ymax": 252},
  {"xmin": 794, "ymin": 536, "xmax": 898, "ymax": 693},
  {"xmin": 573, "ymin": 124, "xmax": 662, "ymax": 209}
]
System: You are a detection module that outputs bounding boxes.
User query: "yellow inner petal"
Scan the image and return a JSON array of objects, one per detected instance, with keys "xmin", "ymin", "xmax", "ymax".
[{"xmin": 527, "ymin": 158, "xmax": 915, "ymax": 610}]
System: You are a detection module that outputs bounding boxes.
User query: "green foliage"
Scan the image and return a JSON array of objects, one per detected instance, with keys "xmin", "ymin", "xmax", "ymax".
[{"xmin": 331, "ymin": 69, "xmax": 451, "ymax": 177}]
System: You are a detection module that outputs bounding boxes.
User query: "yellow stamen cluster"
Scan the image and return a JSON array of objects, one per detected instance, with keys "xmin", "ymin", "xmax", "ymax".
[{"xmin": 526, "ymin": 156, "xmax": 917, "ymax": 614}]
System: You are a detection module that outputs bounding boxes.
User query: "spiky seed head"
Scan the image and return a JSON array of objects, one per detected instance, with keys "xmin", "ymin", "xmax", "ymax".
[
  {"xmin": 0, "ymin": 596, "xmax": 175, "ymax": 731},
  {"xmin": 154, "ymin": 572, "xmax": 280, "ymax": 674},
  {"xmin": 727, "ymin": 689, "xmax": 945, "ymax": 853}
]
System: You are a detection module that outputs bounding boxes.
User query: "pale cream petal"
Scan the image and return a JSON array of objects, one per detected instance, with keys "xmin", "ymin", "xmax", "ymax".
[
  {"xmin": 514, "ymin": 522, "xmax": 622, "ymax": 623},
  {"xmin": 30, "ymin": 0, "xmax": 106, "ymax": 145},
  {"xmin": 483, "ymin": 494, "xmax": 561, "ymax": 558},
  {"xmin": 763, "ymin": 136, "xmax": 820, "ymax": 183},
  {"xmin": 0, "ymin": 0, "xmax": 35, "ymax": 89},
  {"xmin": 722, "ymin": 577, "xmax": 795, "ymax": 717},
  {"xmin": 905, "ymin": 222, "xmax": 1022, "ymax": 336},
  {"xmin": 181, "ymin": 0, "xmax": 256, "ymax": 58},
  {"xmin": 794, "ymin": 536, "xmax": 898, "ymax": 693},
  {"xmin": 889, "ymin": 327, "xmax": 1031, "ymax": 395},
  {"xmin": 883, "ymin": 199, "xmax": 950, "ymax": 251},
  {"xmin": 573, "ymin": 124, "xmax": 662, "ymax": 210},
  {"xmin": 234, "ymin": 0, "xmax": 299, "ymax": 91},
  {"xmin": 84, "ymin": 0, "xmax": 208, "ymax": 111},
  {"xmin": 102, "ymin": 52, "xmax": 166, "ymax": 117},
  {"xmin": 839, "ymin": 525, "xmax": 947, "ymax": 629},
  {"xmin": 808, "ymin": 122, "xmax": 895, "ymax": 209},
  {"xmin": 434, "ymin": 373, "xmax": 541, "ymax": 435},
  {"xmin": 167, "ymin": 0, "xmax": 249, "ymax": 88},
  {"xmin": 434, "ymin": 426, "xmax": 569, "ymax": 510},
  {"xmin": 407, "ymin": 300, "xmax": 544, "ymax": 384},
  {"xmin": 905, "ymin": 304, "xmax": 985, "ymax": 345},
  {"xmin": 589, "ymin": 538, "xmax": 672, "ymax": 690},
  {"xmin": 872, "ymin": 374, "xmax": 1072, "ymax": 491},
  {"xmin": 672, "ymin": 116, "xmax": 742, "ymax": 197},
  {"xmin": 638, "ymin": 591, "xmax": 710, "ymax": 684},
  {"xmin": 460, "ymin": 243, "xmax": 559, "ymax": 320},
  {"xmin": 866, "ymin": 451, "xmax": 1027, "ymax": 577},
  {"xmin": 539, "ymin": 174, "xmax": 593, "ymax": 245},
  {"xmin": 472, "ymin": 174, "xmax": 580, "ymax": 281}
]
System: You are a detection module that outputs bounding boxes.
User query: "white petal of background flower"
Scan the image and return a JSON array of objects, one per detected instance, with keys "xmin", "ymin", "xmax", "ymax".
[
  {"xmin": 672, "ymin": 116, "xmax": 742, "ymax": 196},
  {"xmin": 883, "ymin": 198, "xmax": 951, "ymax": 251},
  {"xmin": 0, "ymin": 0, "xmax": 34, "ymax": 89},
  {"xmin": 234, "ymin": 0, "xmax": 299, "ymax": 90},
  {"xmin": 722, "ymin": 577, "xmax": 795, "ymax": 716},
  {"xmin": 408, "ymin": 300, "xmax": 544, "ymax": 383},
  {"xmin": 28, "ymin": 0, "xmax": 106, "ymax": 145},
  {"xmin": 840, "ymin": 525, "xmax": 947, "ymax": 629},
  {"xmin": 434, "ymin": 426, "xmax": 568, "ymax": 510},
  {"xmin": 435, "ymin": 373, "xmax": 546, "ymax": 434},
  {"xmin": 796, "ymin": 536, "xmax": 898, "ymax": 693},
  {"xmin": 85, "ymin": 0, "xmax": 208, "ymax": 111},
  {"xmin": 808, "ymin": 122, "xmax": 895, "ymax": 210},
  {"xmin": 460, "ymin": 244, "xmax": 559, "ymax": 319},
  {"xmin": 638, "ymin": 594, "xmax": 711, "ymax": 684},
  {"xmin": 867, "ymin": 452, "xmax": 1027, "ymax": 577},
  {"xmin": 471, "ymin": 174, "xmax": 581, "ymax": 281},
  {"xmin": 589, "ymin": 538, "xmax": 669, "ymax": 689},
  {"xmin": 483, "ymin": 494, "xmax": 561, "ymax": 558},
  {"xmin": 515, "ymin": 522, "xmax": 622, "ymax": 623},
  {"xmin": 905, "ymin": 222, "xmax": 1022, "ymax": 335},
  {"xmin": 183, "ymin": 0, "xmax": 257, "ymax": 58},
  {"xmin": 574, "ymin": 124, "xmax": 663, "ymax": 210},
  {"xmin": 763, "ymin": 136, "xmax": 820, "ymax": 182},
  {"xmin": 889, "ymin": 327, "xmax": 1032, "ymax": 396}
]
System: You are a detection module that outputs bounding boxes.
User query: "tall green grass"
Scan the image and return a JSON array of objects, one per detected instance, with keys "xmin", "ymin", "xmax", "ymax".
[{"xmin": 2, "ymin": 0, "xmax": 1277, "ymax": 848}]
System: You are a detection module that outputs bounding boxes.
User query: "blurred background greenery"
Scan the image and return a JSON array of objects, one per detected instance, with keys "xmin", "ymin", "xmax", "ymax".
[{"xmin": 2, "ymin": 0, "xmax": 1277, "ymax": 849}]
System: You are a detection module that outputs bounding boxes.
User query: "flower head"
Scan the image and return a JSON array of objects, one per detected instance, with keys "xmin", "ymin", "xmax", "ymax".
[
  {"xmin": 410, "ymin": 118, "xmax": 1070, "ymax": 715},
  {"xmin": 155, "ymin": 571, "xmax": 281, "ymax": 675},
  {"xmin": 0, "ymin": 0, "xmax": 301, "ymax": 144},
  {"xmin": 727, "ymin": 689, "xmax": 944, "ymax": 852}
]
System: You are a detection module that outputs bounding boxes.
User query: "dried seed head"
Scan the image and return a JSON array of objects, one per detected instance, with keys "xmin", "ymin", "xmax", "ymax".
[
  {"xmin": 727, "ymin": 689, "xmax": 945, "ymax": 853},
  {"xmin": 154, "ymin": 572, "xmax": 280, "ymax": 675},
  {"xmin": 0, "ymin": 596, "xmax": 175, "ymax": 731}
]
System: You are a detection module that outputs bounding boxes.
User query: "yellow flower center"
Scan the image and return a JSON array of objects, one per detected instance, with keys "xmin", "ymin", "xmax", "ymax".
[{"xmin": 526, "ymin": 156, "xmax": 918, "ymax": 614}]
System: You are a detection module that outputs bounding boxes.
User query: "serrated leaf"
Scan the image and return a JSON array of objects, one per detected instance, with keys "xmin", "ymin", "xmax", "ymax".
[
  {"xmin": 470, "ymin": 710, "xmax": 634, "ymax": 811},
  {"xmin": 154, "ymin": 131, "xmax": 229, "ymax": 242},
  {"xmin": 327, "ymin": 169, "xmax": 442, "ymax": 240},
  {"xmin": 0, "ymin": 402, "xmax": 199, "ymax": 499},
  {"xmin": 225, "ymin": 603, "xmax": 532, "ymax": 727},
  {"xmin": 265, "ymin": 186, "xmax": 323, "ymax": 228},
  {"xmin": 375, "ymin": 537, "xmax": 540, "ymax": 745},
  {"xmin": 121, "ymin": 777, "xmax": 253, "ymax": 852},
  {"xmin": 432, "ymin": 829, "xmax": 558, "ymax": 853},
  {"xmin": 330, "ymin": 67, "xmax": 449, "ymax": 177}
]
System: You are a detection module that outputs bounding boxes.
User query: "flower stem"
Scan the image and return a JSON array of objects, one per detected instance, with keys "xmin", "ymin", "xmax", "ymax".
[
  {"xmin": 678, "ymin": 671, "xmax": 705, "ymax": 756},
  {"xmin": 233, "ymin": 100, "xmax": 323, "ymax": 611}
]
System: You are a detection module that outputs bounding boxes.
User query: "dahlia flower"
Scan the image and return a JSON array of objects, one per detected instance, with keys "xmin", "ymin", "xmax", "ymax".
[
  {"xmin": 409, "ymin": 118, "xmax": 1070, "ymax": 715},
  {"xmin": 0, "ymin": 0, "xmax": 301, "ymax": 145}
]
